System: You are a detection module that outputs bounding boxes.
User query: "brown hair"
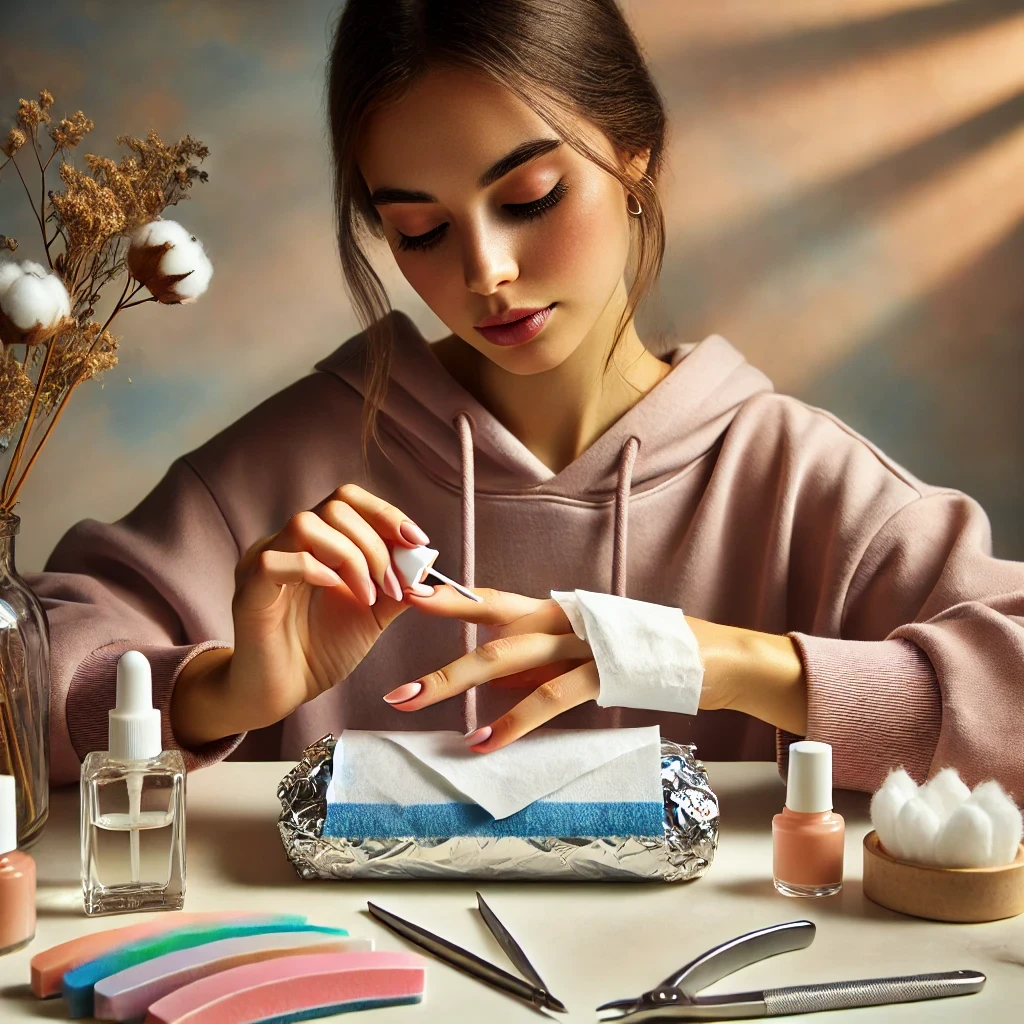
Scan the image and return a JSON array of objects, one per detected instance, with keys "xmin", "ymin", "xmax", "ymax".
[{"xmin": 325, "ymin": 0, "xmax": 668, "ymax": 461}]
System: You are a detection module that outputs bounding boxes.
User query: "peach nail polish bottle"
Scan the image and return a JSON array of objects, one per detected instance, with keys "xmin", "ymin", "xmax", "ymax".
[
  {"xmin": 773, "ymin": 741, "xmax": 844, "ymax": 897},
  {"xmin": 0, "ymin": 774, "xmax": 36, "ymax": 955}
]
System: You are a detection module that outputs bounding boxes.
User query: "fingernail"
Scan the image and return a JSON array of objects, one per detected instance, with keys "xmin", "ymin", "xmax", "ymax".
[
  {"xmin": 383, "ymin": 681, "xmax": 423, "ymax": 704},
  {"xmin": 408, "ymin": 581, "xmax": 435, "ymax": 597},
  {"xmin": 364, "ymin": 574, "xmax": 377, "ymax": 606},
  {"xmin": 383, "ymin": 564, "xmax": 404, "ymax": 602},
  {"xmin": 400, "ymin": 520, "xmax": 430, "ymax": 545},
  {"xmin": 464, "ymin": 726, "xmax": 492, "ymax": 746}
]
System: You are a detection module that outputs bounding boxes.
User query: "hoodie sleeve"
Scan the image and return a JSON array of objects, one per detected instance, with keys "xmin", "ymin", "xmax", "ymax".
[
  {"xmin": 780, "ymin": 487, "xmax": 1024, "ymax": 797},
  {"xmin": 24, "ymin": 455, "xmax": 244, "ymax": 785}
]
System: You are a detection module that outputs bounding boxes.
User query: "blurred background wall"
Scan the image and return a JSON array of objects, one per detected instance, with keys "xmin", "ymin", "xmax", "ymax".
[{"xmin": 1, "ymin": 0, "xmax": 1022, "ymax": 573}]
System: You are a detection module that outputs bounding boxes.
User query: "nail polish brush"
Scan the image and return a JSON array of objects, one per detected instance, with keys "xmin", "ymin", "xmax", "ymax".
[{"xmin": 391, "ymin": 545, "xmax": 483, "ymax": 602}]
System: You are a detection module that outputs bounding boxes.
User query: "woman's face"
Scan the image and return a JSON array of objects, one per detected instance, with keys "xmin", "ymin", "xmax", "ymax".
[{"xmin": 355, "ymin": 66, "xmax": 640, "ymax": 376}]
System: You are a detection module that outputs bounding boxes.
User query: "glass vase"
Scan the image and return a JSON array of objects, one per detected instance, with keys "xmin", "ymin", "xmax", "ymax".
[{"xmin": 0, "ymin": 512, "xmax": 50, "ymax": 847}]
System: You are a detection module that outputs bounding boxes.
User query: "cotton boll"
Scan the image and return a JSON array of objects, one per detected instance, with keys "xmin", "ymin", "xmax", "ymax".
[
  {"xmin": 934, "ymin": 801, "xmax": 994, "ymax": 867},
  {"xmin": 967, "ymin": 780, "xmax": 1023, "ymax": 866},
  {"xmin": 0, "ymin": 259, "xmax": 73, "ymax": 344},
  {"xmin": 894, "ymin": 796, "xmax": 941, "ymax": 864},
  {"xmin": 920, "ymin": 767, "xmax": 971, "ymax": 820},
  {"xmin": 870, "ymin": 768, "xmax": 918, "ymax": 858},
  {"xmin": 127, "ymin": 218, "xmax": 213, "ymax": 304}
]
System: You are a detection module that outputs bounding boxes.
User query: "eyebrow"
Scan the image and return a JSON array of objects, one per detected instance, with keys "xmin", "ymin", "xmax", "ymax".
[{"xmin": 369, "ymin": 137, "xmax": 563, "ymax": 205}]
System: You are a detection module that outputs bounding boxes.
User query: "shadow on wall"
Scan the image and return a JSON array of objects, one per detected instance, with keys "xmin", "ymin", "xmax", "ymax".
[
  {"xmin": 643, "ymin": 0, "xmax": 1024, "ymax": 560},
  {"xmin": 800, "ymin": 214, "xmax": 1024, "ymax": 561},
  {"xmin": 657, "ymin": 0, "xmax": 1024, "ymax": 102}
]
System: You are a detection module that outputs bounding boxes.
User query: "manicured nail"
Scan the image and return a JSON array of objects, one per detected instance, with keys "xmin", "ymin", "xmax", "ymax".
[
  {"xmin": 363, "ymin": 574, "xmax": 377, "ymax": 606},
  {"xmin": 400, "ymin": 520, "xmax": 430, "ymax": 545},
  {"xmin": 383, "ymin": 564, "xmax": 404, "ymax": 602},
  {"xmin": 383, "ymin": 681, "xmax": 423, "ymax": 704},
  {"xmin": 464, "ymin": 726, "xmax": 492, "ymax": 747},
  {"xmin": 408, "ymin": 581, "xmax": 435, "ymax": 597}
]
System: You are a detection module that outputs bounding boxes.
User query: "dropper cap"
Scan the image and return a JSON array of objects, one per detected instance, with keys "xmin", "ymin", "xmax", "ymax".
[
  {"xmin": 785, "ymin": 740, "xmax": 834, "ymax": 813},
  {"xmin": 0, "ymin": 775, "xmax": 17, "ymax": 855},
  {"xmin": 109, "ymin": 650, "xmax": 162, "ymax": 761}
]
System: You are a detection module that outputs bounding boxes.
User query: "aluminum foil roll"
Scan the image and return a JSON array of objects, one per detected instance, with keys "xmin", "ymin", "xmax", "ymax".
[{"xmin": 277, "ymin": 734, "xmax": 719, "ymax": 882}]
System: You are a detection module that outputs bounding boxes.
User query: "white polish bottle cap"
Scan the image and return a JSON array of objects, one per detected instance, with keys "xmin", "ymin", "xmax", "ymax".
[
  {"xmin": 109, "ymin": 650, "xmax": 162, "ymax": 761},
  {"xmin": 786, "ymin": 740, "xmax": 834, "ymax": 813},
  {"xmin": 0, "ymin": 775, "xmax": 17, "ymax": 856},
  {"xmin": 392, "ymin": 545, "xmax": 439, "ymax": 588}
]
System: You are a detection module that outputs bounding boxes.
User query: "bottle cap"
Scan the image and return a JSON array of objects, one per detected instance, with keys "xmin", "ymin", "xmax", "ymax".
[
  {"xmin": 786, "ymin": 740, "xmax": 833, "ymax": 813},
  {"xmin": 108, "ymin": 650, "xmax": 162, "ymax": 761},
  {"xmin": 391, "ymin": 545, "xmax": 439, "ymax": 588},
  {"xmin": 0, "ymin": 775, "xmax": 17, "ymax": 855}
]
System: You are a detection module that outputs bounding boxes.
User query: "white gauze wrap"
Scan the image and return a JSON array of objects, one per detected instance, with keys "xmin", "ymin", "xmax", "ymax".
[{"xmin": 549, "ymin": 589, "xmax": 703, "ymax": 714}]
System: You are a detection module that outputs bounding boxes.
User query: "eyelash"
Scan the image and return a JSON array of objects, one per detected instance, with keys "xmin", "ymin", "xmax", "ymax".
[{"xmin": 395, "ymin": 179, "xmax": 570, "ymax": 253}]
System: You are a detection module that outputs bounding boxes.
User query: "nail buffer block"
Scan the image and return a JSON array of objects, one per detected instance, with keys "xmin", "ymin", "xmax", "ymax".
[
  {"xmin": 63, "ymin": 916, "xmax": 320, "ymax": 1018},
  {"xmin": 94, "ymin": 930, "xmax": 371, "ymax": 1022},
  {"xmin": 144, "ymin": 950, "xmax": 426, "ymax": 1024},
  {"xmin": 31, "ymin": 911, "xmax": 279, "ymax": 998}
]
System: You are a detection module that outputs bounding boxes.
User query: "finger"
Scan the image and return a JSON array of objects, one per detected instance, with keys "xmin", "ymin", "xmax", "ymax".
[
  {"xmin": 404, "ymin": 586, "xmax": 549, "ymax": 626},
  {"xmin": 319, "ymin": 498, "xmax": 405, "ymax": 602},
  {"xmin": 237, "ymin": 548, "xmax": 345, "ymax": 613},
  {"xmin": 488, "ymin": 599, "xmax": 573, "ymax": 640},
  {"xmin": 486, "ymin": 657, "xmax": 589, "ymax": 690},
  {"xmin": 277, "ymin": 510, "xmax": 377, "ymax": 606},
  {"xmin": 382, "ymin": 632, "xmax": 591, "ymax": 710},
  {"xmin": 324, "ymin": 483, "xmax": 430, "ymax": 548},
  {"xmin": 466, "ymin": 662, "xmax": 601, "ymax": 753}
]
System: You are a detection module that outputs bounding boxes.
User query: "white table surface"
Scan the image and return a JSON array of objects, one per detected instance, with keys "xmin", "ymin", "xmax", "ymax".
[{"xmin": 1, "ymin": 760, "xmax": 1021, "ymax": 1022}]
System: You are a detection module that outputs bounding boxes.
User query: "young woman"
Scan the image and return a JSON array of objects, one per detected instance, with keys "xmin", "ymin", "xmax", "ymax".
[{"xmin": 34, "ymin": 0, "xmax": 1024, "ymax": 797}]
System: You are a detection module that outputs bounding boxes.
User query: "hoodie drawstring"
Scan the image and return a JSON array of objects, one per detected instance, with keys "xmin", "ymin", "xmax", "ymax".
[
  {"xmin": 455, "ymin": 412, "xmax": 477, "ymax": 732},
  {"xmin": 613, "ymin": 436, "xmax": 640, "ymax": 598},
  {"xmin": 452, "ymin": 411, "xmax": 640, "ymax": 733},
  {"xmin": 608, "ymin": 435, "xmax": 640, "ymax": 728}
]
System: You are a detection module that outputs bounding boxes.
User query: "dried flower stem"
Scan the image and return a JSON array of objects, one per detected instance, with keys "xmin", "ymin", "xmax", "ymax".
[{"xmin": 3, "ymin": 278, "xmax": 132, "ymax": 510}]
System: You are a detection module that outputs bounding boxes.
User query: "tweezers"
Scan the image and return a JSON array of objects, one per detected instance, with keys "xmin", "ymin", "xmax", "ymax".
[
  {"xmin": 367, "ymin": 893, "xmax": 567, "ymax": 1014},
  {"xmin": 597, "ymin": 920, "xmax": 985, "ymax": 1021}
]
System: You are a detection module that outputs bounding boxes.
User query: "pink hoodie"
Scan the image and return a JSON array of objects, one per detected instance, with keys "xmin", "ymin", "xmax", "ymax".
[{"xmin": 29, "ymin": 310, "xmax": 1024, "ymax": 795}]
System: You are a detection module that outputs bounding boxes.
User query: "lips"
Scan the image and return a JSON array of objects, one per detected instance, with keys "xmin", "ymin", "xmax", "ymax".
[
  {"xmin": 475, "ymin": 305, "xmax": 551, "ymax": 328},
  {"xmin": 473, "ymin": 303, "xmax": 556, "ymax": 347}
]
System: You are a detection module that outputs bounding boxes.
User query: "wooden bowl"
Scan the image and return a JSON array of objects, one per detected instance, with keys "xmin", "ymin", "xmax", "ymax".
[{"xmin": 862, "ymin": 830, "xmax": 1024, "ymax": 922}]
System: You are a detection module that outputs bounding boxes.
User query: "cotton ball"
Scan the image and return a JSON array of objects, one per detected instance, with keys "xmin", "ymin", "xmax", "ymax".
[
  {"xmin": 968, "ymin": 780, "xmax": 1023, "ymax": 866},
  {"xmin": 920, "ymin": 767, "xmax": 971, "ymax": 820},
  {"xmin": 870, "ymin": 768, "xmax": 918, "ymax": 858},
  {"xmin": 894, "ymin": 796, "xmax": 941, "ymax": 864},
  {"xmin": 934, "ymin": 801, "xmax": 994, "ymax": 867}
]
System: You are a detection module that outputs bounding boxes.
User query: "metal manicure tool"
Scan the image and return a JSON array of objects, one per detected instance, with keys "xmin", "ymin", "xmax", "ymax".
[
  {"xmin": 597, "ymin": 919, "xmax": 985, "ymax": 1021},
  {"xmin": 367, "ymin": 893, "xmax": 566, "ymax": 1013}
]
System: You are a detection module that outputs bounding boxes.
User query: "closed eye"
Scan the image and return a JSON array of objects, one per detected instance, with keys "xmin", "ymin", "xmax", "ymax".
[{"xmin": 395, "ymin": 179, "xmax": 570, "ymax": 253}]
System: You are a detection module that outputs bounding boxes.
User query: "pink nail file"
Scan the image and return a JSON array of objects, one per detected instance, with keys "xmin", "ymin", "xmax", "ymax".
[
  {"xmin": 30, "ymin": 912, "xmax": 294, "ymax": 998},
  {"xmin": 94, "ymin": 931, "xmax": 373, "ymax": 1021},
  {"xmin": 144, "ymin": 950, "xmax": 426, "ymax": 1024}
]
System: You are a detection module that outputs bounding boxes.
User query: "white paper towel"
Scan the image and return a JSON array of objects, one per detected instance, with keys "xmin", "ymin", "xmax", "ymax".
[
  {"xmin": 329, "ymin": 726, "xmax": 662, "ymax": 820},
  {"xmin": 550, "ymin": 589, "xmax": 703, "ymax": 715}
]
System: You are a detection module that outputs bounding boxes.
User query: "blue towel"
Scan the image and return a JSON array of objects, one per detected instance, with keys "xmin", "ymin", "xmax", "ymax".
[{"xmin": 324, "ymin": 727, "xmax": 664, "ymax": 840}]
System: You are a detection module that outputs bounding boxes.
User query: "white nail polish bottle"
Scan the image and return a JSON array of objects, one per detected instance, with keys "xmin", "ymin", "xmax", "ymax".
[{"xmin": 391, "ymin": 546, "xmax": 483, "ymax": 602}]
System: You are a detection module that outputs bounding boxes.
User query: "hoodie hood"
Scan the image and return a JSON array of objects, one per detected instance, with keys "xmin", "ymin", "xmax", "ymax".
[{"xmin": 316, "ymin": 309, "xmax": 774, "ymax": 499}]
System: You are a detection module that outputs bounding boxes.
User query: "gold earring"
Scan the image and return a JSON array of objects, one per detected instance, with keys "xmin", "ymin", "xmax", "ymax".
[{"xmin": 626, "ymin": 192, "xmax": 643, "ymax": 217}]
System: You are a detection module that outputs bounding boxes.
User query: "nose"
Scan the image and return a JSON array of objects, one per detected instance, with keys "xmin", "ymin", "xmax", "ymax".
[{"xmin": 462, "ymin": 222, "xmax": 518, "ymax": 296}]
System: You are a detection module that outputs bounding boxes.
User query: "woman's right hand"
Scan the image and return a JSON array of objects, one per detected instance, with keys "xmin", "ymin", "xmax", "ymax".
[{"xmin": 171, "ymin": 483, "xmax": 433, "ymax": 744}]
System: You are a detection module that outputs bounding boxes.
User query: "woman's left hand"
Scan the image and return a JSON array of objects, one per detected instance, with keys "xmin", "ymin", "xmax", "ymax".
[
  {"xmin": 384, "ymin": 583, "xmax": 808, "ymax": 745},
  {"xmin": 383, "ymin": 586, "xmax": 598, "ymax": 752}
]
